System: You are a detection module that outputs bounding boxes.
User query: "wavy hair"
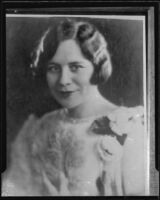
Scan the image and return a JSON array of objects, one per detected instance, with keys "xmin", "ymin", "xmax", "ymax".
[{"xmin": 30, "ymin": 18, "xmax": 112, "ymax": 84}]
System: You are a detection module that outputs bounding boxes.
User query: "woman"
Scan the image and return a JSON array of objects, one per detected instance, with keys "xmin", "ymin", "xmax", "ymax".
[{"xmin": 2, "ymin": 18, "xmax": 146, "ymax": 196}]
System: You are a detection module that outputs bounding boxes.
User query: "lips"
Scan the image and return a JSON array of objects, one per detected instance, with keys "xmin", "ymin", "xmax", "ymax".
[{"xmin": 57, "ymin": 90, "xmax": 76, "ymax": 98}]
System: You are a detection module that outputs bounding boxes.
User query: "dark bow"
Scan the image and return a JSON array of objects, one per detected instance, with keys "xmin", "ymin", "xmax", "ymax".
[{"xmin": 90, "ymin": 116, "xmax": 127, "ymax": 145}]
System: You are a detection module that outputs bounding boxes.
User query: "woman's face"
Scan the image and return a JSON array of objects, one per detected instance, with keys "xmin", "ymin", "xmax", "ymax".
[{"xmin": 46, "ymin": 39, "xmax": 95, "ymax": 109}]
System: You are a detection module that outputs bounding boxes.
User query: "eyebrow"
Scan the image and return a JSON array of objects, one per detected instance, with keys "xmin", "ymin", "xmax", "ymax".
[
  {"xmin": 48, "ymin": 61, "xmax": 84, "ymax": 66},
  {"xmin": 47, "ymin": 62, "xmax": 61, "ymax": 67},
  {"xmin": 69, "ymin": 61, "xmax": 84, "ymax": 65}
]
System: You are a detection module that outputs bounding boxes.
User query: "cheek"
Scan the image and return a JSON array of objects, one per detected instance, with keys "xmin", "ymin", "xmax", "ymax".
[
  {"xmin": 74, "ymin": 71, "xmax": 93, "ymax": 88},
  {"xmin": 46, "ymin": 73, "xmax": 58, "ymax": 88}
]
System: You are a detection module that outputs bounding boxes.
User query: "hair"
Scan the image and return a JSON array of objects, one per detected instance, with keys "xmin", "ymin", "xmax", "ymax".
[{"xmin": 30, "ymin": 18, "xmax": 112, "ymax": 84}]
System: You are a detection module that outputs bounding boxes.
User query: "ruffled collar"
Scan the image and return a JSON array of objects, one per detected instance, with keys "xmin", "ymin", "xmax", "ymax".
[{"xmin": 62, "ymin": 108, "xmax": 111, "ymax": 124}]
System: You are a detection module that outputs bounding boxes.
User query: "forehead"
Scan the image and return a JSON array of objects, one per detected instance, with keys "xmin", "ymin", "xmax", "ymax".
[{"xmin": 50, "ymin": 39, "xmax": 87, "ymax": 64}]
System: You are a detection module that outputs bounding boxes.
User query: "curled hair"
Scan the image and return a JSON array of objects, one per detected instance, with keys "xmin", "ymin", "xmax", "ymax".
[
  {"xmin": 30, "ymin": 18, "xmax": 112, "ymax": 84},
  {"xmin": 30, "ymin": 28, "xmax": 51, "ymax": 77}
]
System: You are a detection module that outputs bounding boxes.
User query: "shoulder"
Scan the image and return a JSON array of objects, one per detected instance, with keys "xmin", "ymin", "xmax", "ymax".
[
  {"xmin": 90, "ymin": 104, "xmax": 144, "ymax": 134},
  {"xmin": 38, "ymin": 108, "xmax": 65, "ymax": 125},
  {"xmin": 27, "ymin": 109, "xmax": 66, "ymax": 150},
  {"xmin": 107, "ymin": 105, "xmax": 144, "ymax": 137},
  {"xmin": 10, "ymin": 109, "xmax": 65, "ymax": 158},
  {"xmin": 105, "ymin": 106, "xmax": 146, "ymax": 195},
  {"xmin": 17, "ymin": 108, "xmax": 64, "ymax": 137},
  {"xmin": 7, "ymin": 110, "xmax": 64, "ymax": 179},
  {"xmin": 107, "ymin": 105, "xmax": 144, "ymax": 121},
  {"xmin": 98, "ymin": 105, "xmax": 146, "ymax": 195}
]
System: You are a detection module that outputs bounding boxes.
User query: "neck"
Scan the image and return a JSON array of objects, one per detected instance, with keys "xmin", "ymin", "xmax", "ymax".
[{"xmin": 66, "ymin": 87, "xmax": 113, "ymax": 119}]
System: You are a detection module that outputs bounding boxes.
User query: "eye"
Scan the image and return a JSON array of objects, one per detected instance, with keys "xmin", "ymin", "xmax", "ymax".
[
  {"xmin": 69, "ymin": 64, "xmax": 84, "ymax": 72},
  {"xmin": 47, "ymin": 64, "xmax": 61, "ymax": 73}
]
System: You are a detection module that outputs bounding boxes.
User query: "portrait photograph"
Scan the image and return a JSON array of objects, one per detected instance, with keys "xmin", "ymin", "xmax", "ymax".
[{"xmin": 1, "ymin": 4, "xmax": 159, "ymax": 197}]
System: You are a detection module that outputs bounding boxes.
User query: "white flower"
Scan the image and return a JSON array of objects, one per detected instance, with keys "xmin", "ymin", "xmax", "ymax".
[
  {"xmin": 97, "ymin": 136, "xmax": 123, "ymax": 163},
  {"xmin": 108, "ymin": 106, "xmax": 144, "ymax": 136}
]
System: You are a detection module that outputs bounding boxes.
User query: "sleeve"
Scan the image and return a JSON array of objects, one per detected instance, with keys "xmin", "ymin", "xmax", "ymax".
[
  {"xmin": 108, "ymin": 106, "xmax": 146, "ymax": 195},
  {"xmin": 1, "ymin": 114, "xmax": 43, "ymax": 196},
  {"xmin": 122, "ymin": 109, "xmax": 146, "ymax": 195},
  {"xmin": 96, "ymin": 135, "xmax": 124, "ymax": 196}
]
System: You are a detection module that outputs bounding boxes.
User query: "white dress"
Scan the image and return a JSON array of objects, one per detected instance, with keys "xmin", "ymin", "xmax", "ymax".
[{"xmin": 2, "ymin": 106, "xmax": 146, "ymax": 196}]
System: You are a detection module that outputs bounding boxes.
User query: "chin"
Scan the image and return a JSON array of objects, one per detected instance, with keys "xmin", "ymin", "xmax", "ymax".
[{"xmin": 59, "ymin": 100, "xmax": 81, "ymax": 109}]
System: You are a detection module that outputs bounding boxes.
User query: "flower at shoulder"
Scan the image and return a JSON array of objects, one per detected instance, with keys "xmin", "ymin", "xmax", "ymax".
[
  {"xmin": 89, "ymin": 114, "xmax": 127, "ymax": 145},
  {"xmin": 97, "ymin": 135, "xmax": 123, "ymax": 163},
  {"xmin": 108, "ymin": 106, "xmax": 144, "ymax": 136}
]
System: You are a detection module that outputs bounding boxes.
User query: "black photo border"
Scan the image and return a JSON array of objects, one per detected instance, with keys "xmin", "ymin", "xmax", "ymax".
[{"xmin": 0, "ymin": 0, "xmax": 159, "ymax": 199}]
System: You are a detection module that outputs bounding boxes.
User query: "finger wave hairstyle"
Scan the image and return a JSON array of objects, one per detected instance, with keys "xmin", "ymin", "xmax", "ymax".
[{"xmin": 30, "ymin": 18, "xmax": 112, "ymax": 84}]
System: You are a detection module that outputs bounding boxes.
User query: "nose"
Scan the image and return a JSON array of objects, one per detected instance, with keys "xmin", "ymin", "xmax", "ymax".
[{"xmin": 58, "ymin": 67, "xmax": 72, "ymax": 86}]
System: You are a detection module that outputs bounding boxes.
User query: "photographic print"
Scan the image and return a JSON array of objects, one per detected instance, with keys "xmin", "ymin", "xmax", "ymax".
[{"xmin": 1, "ymin": 5, "xmax": 159, "ymax": 196}]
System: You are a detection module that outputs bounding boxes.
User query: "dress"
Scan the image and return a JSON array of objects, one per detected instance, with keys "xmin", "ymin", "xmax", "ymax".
[{"xmin": 2, "ymin": 106, "xmax": 146, "ymax": 196}]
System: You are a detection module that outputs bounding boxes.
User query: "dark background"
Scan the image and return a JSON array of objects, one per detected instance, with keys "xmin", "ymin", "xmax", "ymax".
[{"xmin": 6, "ymin": 17, "xmax": 144, "ymax": 145}]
